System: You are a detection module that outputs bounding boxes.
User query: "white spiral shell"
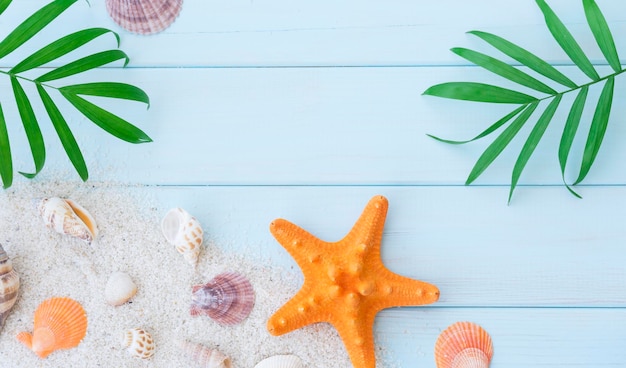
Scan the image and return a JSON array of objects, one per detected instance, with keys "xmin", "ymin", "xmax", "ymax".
[
  {"xmin": 161, "ymin": 208, "xmax": 203, "ymax": 267},
  {"xmin": 38, "ymin": 197, "xmax": 98, "ymax": 244},
  {"xmin": 0, "ymin": 244, "xmax": 19, "ymax": 332},
  {"xmin": 122, "ymin": 328, "xmax": 155, "ymax": 359},
  {"xmin": 179, "ymin": 340, "xmax": 232, "ymax": 368}
]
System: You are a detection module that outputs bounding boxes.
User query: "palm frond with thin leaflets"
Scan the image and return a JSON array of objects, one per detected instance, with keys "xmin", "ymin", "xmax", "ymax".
[
  {"xmin": 423, "ymin": 0, "xmax": 624, "ymax": 202},
  {"xmin": 0, "ymin": 0, "xmax": 150, "ymax": 188}
]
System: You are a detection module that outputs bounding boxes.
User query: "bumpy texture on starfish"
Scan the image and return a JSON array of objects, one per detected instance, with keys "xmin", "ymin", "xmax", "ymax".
[{"xmin": 267, "ymin": 195, "xmax": 440, "ymax": 368}]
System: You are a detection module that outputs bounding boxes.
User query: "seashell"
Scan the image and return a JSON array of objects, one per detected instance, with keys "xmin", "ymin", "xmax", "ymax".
[
  {"xmin": 190, "ymin": 271, "xmax": 255, "ymax": 325},
  {"xmin": 161, "ymin": 207, "xmax": 203, "ymax": 267},
  {"xmin": 122, "ymin": 328, "xmax": 155, "ymax": 359},
  {"xmin": 105, "ymin": 0, "xmax": 183, "ymax": 35},
  {"xmin": 38, "ymin": 197, "xmax": 98, "ymax": 244},
  {"xmin": 434, "ymin": 321, "xmax": 493, "ymax": 368},
  {"xmin": 105, "ymin": 271, "xmax": 138, "ymax": 306},
  {"xmin": 16, "ymin": 297, "xmax": 87, "ymax": 358},
  {"xmin": 0, "ymin": 244, "xmax": 19, "ymax": 332},
  {"xmin": 254, "ymin": 354, "xmax": 304, "ymax": 368},
  {"xmin": 179, "ymin": 340, "xmax": 232, "ymax": 368}
]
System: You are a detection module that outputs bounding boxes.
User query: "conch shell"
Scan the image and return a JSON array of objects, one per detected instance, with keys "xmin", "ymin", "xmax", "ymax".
[
  {"xmin": 38, "ymin": 197, "xmax": 98, "ymax": 244},
  {"xmin": 0, "ymin": 244, "xmax": 19, "ymax": 332},
  {"xmin": 179, "ymin": 340, "xmax": 232, "ymax": 368},
  {"xmin": 105, "ymin": 0, "xmax": 183, "ymax": 35},
  {"xmin": 161, "ymin": 208, "xmax": 203, "ymax": 267},
  {"xmin": 16, "ymin": 297, "xmax": 88, "ymax": 358},
  {"xmin": 434, "ymin": 321, "xmax": 493, "ymax": 368}
]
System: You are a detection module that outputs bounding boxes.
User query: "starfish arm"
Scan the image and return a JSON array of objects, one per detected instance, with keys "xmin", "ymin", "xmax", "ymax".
[
  {"xmin": 270, "ymin": 218, "xmax": 332, "ymax": 273},
  {"xmin": 267, "ymin": 286, "xmax": 328, "ymax": 336},
  {"xmin": 332, "ymin": 310, "xmax": 378, "ymax": 368},
  {"xmin": 342, "ymin": 195, "xmax": 388, "ymax": 253},
  {"xmin": 374, "ymin": 270, "xmax": 440, "ymax": 310}
]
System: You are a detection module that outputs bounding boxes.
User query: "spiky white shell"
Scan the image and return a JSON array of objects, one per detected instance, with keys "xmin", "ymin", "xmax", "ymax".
[
  {"xmin": 122, "ymin": 328, "xmax": 155, "ymax": 359},
  {"xmin": 105, "ymin": 272, "xmax": 137, "ymax": 306},
  {"xmin": 0, "ymin": 244, "xmax": 19, "ymax": 332},
  {"xmin": 179, "ymin": 340, "xmax": 232, "ymax": 368},
  {"xmin": 38, "ymin": 197, "xmax": 98, "ymax": 244},
  {"xmin": 254, "ymin": 354, "xmax": 304, "ymax": 368},
  {"xmin": 161, "ymin": 208, "xmax": 203, "ymax": 267}
]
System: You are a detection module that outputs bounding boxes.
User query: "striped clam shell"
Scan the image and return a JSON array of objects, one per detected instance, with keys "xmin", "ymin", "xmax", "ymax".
[
  {"xmin": 0, "ymin": 244, "xmax": 19, "ymax": 332},
  {"xmin": 105, "ymin": 0, "xmax": 183, "ymax": 35},
  {"xmin": 190, "ymin": 271, "xmax": 255, "ymax": 325}
]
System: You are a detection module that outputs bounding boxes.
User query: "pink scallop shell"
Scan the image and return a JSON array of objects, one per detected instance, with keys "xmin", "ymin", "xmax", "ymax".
[
  {"xmin": 105, "ymin": 0, "xmax": 183, "ymax": 35},
  {"xmin": 435, "ymin": 321, "xmax": 493, "ymax": 368},
  {"xmin": 190, "ymin": 271, "xmax": 255, "ymax": 325}
]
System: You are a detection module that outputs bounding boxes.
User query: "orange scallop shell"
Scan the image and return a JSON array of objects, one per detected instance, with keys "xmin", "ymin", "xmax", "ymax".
[
  {"xmin": 434, "ymin": 321, "xmax": 493, "ymax": 368},
  {"xmin": 16, "ymin": 297, "xmax": 87, "ymax": 358},
  {"xmin": 105, "ymin": 0, "xmax": 183, "ymax": 35}
]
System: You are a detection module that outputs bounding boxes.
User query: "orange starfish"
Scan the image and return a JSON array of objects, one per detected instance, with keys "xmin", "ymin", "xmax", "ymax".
[{"xmin": 267, "ymin": 195, "xmax": 440, "ymax": 368}]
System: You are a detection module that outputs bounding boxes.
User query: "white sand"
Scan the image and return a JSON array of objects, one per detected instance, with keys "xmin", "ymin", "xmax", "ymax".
[{"xmin": 0, "ymin": 179, "xmax": 395, "ymax": 367}]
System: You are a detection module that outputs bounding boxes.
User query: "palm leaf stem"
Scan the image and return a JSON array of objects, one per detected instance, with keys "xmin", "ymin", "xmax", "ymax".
[{"xmin": 535, "ymin": 67, "xmax": 626, "ymax": 103}]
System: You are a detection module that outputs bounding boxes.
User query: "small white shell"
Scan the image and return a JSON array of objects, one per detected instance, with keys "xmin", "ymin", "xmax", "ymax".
[
  {"xmin": 179, "ymin": 340, "xmax": 232, "ymax": 368},
  {"xmin": 161, "ymin": 208, "xmax": 203, "ymax": 267},
  {"xmin": 38, "ymin": 197, "xmax": 98, "ymax": 244},
  {"xmin": 105, "ymin": 272, "xmax": 137, "ymax": 306},
  {"xmin": 254, "ymin": 354, "xmax": 304, "ymax": 368},
  {"xmin": 122, "ymin": 328, "xmax": 155, "ymax": 359}
]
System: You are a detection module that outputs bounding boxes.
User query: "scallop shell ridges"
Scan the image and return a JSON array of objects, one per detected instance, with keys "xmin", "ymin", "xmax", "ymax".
[
  {"xmin": 190, "ymin": 271, "xmax": 255, "ymax": 325},
  {"xmin": 254, "ymin": 354, "xmax": 304, "ymax": 368},
  {"xmin": 122, "ymin": 328, "xmax": 155, "ymax": 359},
  {"xmin": 161, "ymin": 207, "xmax": 203, "ymax": 267},
  {"xmin": 0, "ymin": 244, "xmax": 19, "ymax": 332},
  {"xmin": 38, "ymin": 197, "xmax": 98, "ymax": 244},
  {"xmin": 179, "ymin": 340, "xmax": 232, "ymax": 368},
  {"xmin": 16, "ymin": 297, "xmax": 87, "ymax": 358},
  {"xmin": 105, "ymin": 0, "xmax": 183, "ymax": 35},
  {"xmin": 435, "ymin": 321, "xmax": 493, "ymax": 368}
]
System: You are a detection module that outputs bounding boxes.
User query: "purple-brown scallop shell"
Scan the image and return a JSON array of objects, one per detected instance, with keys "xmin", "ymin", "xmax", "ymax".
[
  {"xmin": 105, "ymin": 0, "xmax": 183, "ymax": 35},
  {"xmin": 190, "ymin": 271, "xmax": 255, "ymax": 325}
]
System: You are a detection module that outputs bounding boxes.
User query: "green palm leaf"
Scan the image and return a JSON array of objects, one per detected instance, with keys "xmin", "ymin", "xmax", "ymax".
[
  {"xmin": 575, "ymin": 76, "xmax": 614, "ymax": 185},
  {"xmin": 536, "ymin": 0, "xmax": 599, "ymax": 81},
  {"xmin": 60, "ymin": 83, "xmax": 150, "ymax": 106},
  {"xmin": 583, "ymin": 0, "xmax": 621, "ymax": 72},
  {"xmin": 11, "ymin": 76, "xmax": 45, "ymax": 178},
  {"xmin": 427, "ymin": 105, "xmax": 526, "ymax": 144},
  {"xmin": 36, "ymin": 50, "xmax": 129, "ymax": 83},
  {"xmin": 61, "ymin": 91, "xmax": 152, "ymax": 144},
  {"xmin": 37, "ymin": 85, "xmax": 88, "ymax": 181},
  {"xmin": 0, "ymin": 0, "xmax": 77, "ymax": 60},
  {"xmin": 424, "ymin": 0, "xmax": 626, "ymax": 201},
  {"xmin": 466, "ymin": 102, "xmax": 538, "ymax": 185},
  {"xmin": 0, "ymin": 0, "xmax": 151, "ymax": 187},
  {"xmin": 558, "ymin": 86, "xmax": 588, "ymax": 198},
  {"xmin": 11, "ymin": 28, "xmax": 119, "ymax": 74},
  {"xmin": 509, "ymin": 96, "xmax": 561, "ymax": 203},
  {"xmin": 423, "ymin": 82, "xmax": 537, "ymax": 104},
  {"xmin": 0, "ymin": 104, "xmax": 12, "ymax": 188},
  {"xmin": 451, "ymin": 47, "xmax": 557, "ymax": 94},
  {"xmin": 468, "ymin": 31, "xmax": 577, "ymax": 89}
]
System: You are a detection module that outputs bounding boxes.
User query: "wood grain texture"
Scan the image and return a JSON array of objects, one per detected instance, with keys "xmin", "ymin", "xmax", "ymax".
[{"xmin": 1, "ymin": 0, "xmax": 626, "ymax": 367}]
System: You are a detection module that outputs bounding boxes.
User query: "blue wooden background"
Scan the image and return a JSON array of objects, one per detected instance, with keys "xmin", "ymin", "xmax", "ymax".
[{"xmin": 3, "ymin": 0, "xmax": 626, "ymax": 366}]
